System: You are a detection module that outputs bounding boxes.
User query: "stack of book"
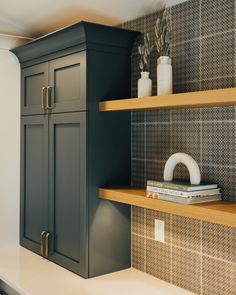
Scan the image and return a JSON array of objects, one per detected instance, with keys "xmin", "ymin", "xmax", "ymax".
[{"xmin": 146, "ymin": 180, "xmax": 221, "ymax": 204}]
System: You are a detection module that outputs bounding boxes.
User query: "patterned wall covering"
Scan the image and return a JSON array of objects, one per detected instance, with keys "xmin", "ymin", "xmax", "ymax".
[{"xmin": 120, "ymin": 0, "xmax": 236, "ymax": 294}]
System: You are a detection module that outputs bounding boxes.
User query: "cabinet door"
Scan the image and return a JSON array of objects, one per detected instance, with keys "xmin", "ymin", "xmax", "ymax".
[
  {"xmin": 49, "ymin": 52, "xmax": 86, "ymax": 113},
  {"xmin": 21, "ymin": 63, "xmax": 49, "ymax": 115},
  {"xmin": 20, "ymin": 115, "xmax": 49, "ymax": 255},
  {"xmin": 48, "ymin": 112, "xmax": 87, "ymax": 277}
]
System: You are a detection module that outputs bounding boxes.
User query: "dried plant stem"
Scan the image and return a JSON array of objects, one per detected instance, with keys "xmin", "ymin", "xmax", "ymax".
[{"xmin": 138, "ymin": 33, "xmax": 154, "ymax": 72}]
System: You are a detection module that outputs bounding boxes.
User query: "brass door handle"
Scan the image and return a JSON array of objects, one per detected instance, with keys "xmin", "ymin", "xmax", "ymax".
[
  {"xmin": 40, "ymin": 231, "xmax": 47, "ymax": 256},
  {"xmin": 46, "ymin": 86, "xmax": 53, "ymax": 109},
  {"xmin": 45, "ymin": 232, "xmax": 51, "ymax": 258},
  {"xmin": 41, "ymin": 87, "xmax": 47, "ymax": 109}
]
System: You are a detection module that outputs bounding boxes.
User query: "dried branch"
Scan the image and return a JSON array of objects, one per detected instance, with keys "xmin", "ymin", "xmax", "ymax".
[
  {"xmin": 155, "ymin": 8, "xmax": 172, "ymax": 56},
  {"xmin": 138, "ymin": 33, "xmax": 154, "ymax": 72}
]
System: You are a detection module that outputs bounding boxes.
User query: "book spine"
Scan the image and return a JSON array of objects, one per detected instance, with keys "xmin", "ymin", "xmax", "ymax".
[
  {"xmin": 146, "ymin": 191, "xmax": 191, "ymax": 199},
  {"xmin": 146, "ymin": 190, "xmax": 193, "ymax": 199},
  {"xmin": 158, "ymin": 194, "xmax": 221, "ymax": 204},
  {"xmin": 147, "ymin": 185, "xmax": 186, "ymax": 197},
  {"xmin": 147, "ymin": 180, "xmax": 189, "ymax": 191},
  {"xmin": 158, "ymin": 194, "xmax": 188, "ymax": 204},
  {"xmin": 147, "ymin": 186, "xmax": 220, "ymax": 197}
]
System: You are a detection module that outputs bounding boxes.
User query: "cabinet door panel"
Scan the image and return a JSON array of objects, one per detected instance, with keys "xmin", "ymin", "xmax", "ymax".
[
  {"xmin": 21, "ymin": 63, "xmax": 48, "ymax": 115},
  {"xmin": 48, "ymin": 112, "xmax": 87, "ymax": 276},
  {"xmin": 49, "ymin": 52, "xmax": 86, "ymax": 113},
  {"xmin": 20, "ymin": 115, "xmax": 49, "ymax": 254}
]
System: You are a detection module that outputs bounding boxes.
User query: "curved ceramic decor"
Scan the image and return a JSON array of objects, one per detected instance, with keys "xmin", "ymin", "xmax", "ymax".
[{"xmin": 164, "ymin": 153, "xmax": 201, "ymax": 185}]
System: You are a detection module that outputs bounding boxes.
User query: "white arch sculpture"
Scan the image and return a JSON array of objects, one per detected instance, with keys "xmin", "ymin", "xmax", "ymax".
[{"xmin": 163, "ymin": 153, "xmax": 201, "ymax": 185}]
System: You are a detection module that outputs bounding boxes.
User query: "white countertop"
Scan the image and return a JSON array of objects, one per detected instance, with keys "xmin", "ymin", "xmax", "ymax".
[{"xmin": 0, "ymin": 246, "xmax": 195, "ymax": 295}]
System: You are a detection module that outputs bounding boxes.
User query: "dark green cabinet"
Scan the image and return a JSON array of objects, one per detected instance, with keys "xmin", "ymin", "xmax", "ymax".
[
  {"xmin": 20, "ymin": 115, "xmax": 49, "ymax": 253},
  {"xmin": 21, "ymin": 113, "xmax": 87, "ymax": 276},
  {"xmin": 21, "ymin": 52, "xmax": 86, "ymax": 115},
  {"xmin": 12, "ymin": 21, "xmax": 138, "ymax": 278},
  {"xmin": 49, "ymin": 52, "xmax": 86, "ymax": 113},
  {"xmin": 48, "ymin": 112, "xmax": 87, "ymax": 275},
  {"xmin": 21, "ymin": 63, "xmax": 48, "ymax": 115}
]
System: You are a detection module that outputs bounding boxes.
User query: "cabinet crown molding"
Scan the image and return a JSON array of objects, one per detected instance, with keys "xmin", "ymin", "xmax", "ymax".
[{"xmin": 10, "ymin": 21, "xmax": 139, "ymax": 66}]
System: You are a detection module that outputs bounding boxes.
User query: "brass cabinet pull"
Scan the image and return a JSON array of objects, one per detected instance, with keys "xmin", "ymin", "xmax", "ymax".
[
  {"xmin": 41, "ymin": 87, "xmax": 47, "ymax": 109},
  {"xmin": 40, "ymin": 231, "xmax": 47, "ymax": 256},
  {"xmin": 45, "ymin": 232, "xmax": 51, "ymax": 257},
  {"xmin": 46, "ymin": 86, "xmax": 53, "ymax": 109}
]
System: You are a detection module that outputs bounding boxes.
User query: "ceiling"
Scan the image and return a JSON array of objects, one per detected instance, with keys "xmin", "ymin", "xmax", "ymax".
[{"xmin": 0, "ymin": 0, "xmax": 188, "ymax": 39}]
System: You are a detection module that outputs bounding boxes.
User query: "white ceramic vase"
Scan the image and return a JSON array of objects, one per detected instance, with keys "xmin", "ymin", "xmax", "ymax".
[
  {"xmin": 157, "ymin": 56, "xmax": 173, "ymax": 96},
  {"xmin": 138, "ymin": 71, "xmax": 152, "ymax": 98}
]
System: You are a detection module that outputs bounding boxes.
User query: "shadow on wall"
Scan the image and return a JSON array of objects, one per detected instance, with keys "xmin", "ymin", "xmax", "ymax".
[{"xmin": 32, "ymin": 6, "xmax": 121, "ymax": 37}]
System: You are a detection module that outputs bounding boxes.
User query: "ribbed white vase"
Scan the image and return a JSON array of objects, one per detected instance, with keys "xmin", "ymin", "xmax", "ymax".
[
  {"xmin": 157, "ymin": 56, "xmax": 173, "ymax": 95},
  {"xmin": 138, "ymin": 71, "xmax": 152, "ymax": 98}
]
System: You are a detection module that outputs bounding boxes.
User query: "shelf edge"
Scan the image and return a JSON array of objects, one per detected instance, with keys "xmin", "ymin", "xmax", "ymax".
[
  {"xmin": 99, "ymin": 87, "xmax": 236, "ymax": 112},
  {"xmin": 99, "ymin": 188, "xmax": 236, "ymax": 228}
]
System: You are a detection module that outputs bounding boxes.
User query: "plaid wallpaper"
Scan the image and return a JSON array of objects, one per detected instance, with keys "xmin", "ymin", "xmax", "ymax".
[{"xmin": 120, "ymin": 0, "xmax": 236, "ymax": 294}]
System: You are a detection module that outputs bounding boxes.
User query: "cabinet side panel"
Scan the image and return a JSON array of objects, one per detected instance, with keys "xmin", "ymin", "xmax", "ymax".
[{"xmin": 87, "ymin": 49, "xmax": 131, "ymax": 277}]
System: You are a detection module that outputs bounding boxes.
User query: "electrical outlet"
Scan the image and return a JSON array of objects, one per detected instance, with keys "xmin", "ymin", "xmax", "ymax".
[{"xmin": 154, "ymin": 219, "xmax": 165, "ymax": 243}]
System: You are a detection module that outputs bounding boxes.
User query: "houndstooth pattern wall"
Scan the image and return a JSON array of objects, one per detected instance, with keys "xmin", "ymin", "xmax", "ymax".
[{"xmin": 120, "ymin": 0, "xmax": 236, "ymax": 294}]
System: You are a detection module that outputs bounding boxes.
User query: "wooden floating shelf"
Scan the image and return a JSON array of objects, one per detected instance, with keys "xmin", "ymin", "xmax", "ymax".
[
  {"xmin": 99, "ymin": 188, "xmax": 236, "ymax": 228},
  {"xmin": 99, "ymin": 87, "xmax": 236, "ymax": 112}
]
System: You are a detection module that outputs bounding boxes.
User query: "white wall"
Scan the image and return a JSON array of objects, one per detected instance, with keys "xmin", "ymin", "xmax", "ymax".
[{"xmin": 0, "ymin": 36, "xmax": 27, "ymax": 247}]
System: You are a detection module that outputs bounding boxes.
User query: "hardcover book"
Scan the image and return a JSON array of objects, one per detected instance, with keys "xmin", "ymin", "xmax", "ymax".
[
  {"xmin": 147, "ymin": 180, "xmax": 218, "ymax": 192},
  {"xmin": 146, "ymin": 185, "xmax": 220, "ymax": 198},
  {"xmin": 146, "ymin": 191, "xmax": 221, "ymax": 204}
]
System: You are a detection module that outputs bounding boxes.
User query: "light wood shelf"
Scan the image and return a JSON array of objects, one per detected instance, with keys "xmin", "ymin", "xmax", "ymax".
[
  {"xmin": 99, "ymin": 87, "xmax": 236, "ymax": 112},
  {"xmin": 99, "ymin": 188, "xmax": 236, "ymax": 228}
]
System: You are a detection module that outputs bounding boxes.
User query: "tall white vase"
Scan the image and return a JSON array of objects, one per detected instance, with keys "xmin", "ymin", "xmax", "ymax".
[
  {"xmin": 138, "ymin": 71, "xmax": 152, "ymax": 98},
  {"xmin": 157, "ymin": 56, "xmax": 173, "ymax": 95}
]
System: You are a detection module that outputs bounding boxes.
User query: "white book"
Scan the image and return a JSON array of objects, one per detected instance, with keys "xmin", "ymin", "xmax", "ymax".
[
  {"xmin": 147, "ymin": 185, "xmax": 220, "ymax": 198},
  {"xmin": 146, "ymin": 191, "xmax": 222, "ymax": 205},
  {"xmin": 158, "ymin": 194, "xmax": 222, "ymax": 205},
  {"xmin": 147, "ymin": 180, "xmax": 218, "ymax": 192}
]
